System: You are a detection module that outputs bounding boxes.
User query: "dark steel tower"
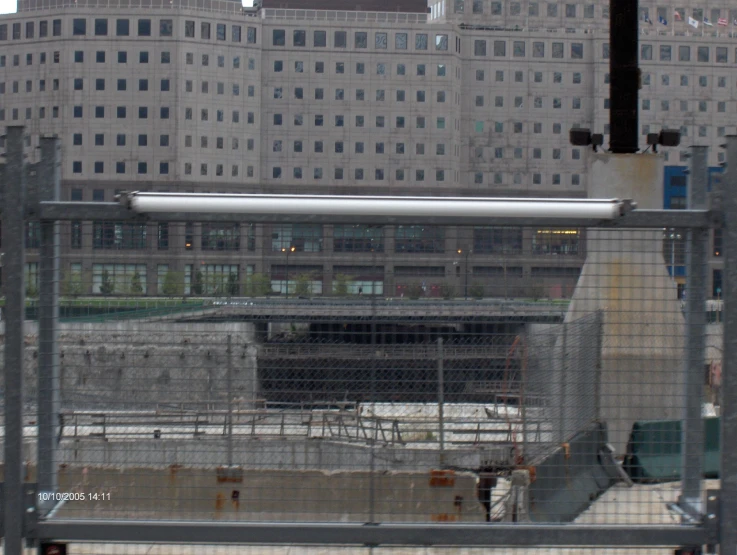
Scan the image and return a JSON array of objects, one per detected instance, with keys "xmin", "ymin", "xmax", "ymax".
[{"xmin": 609, "ymin": 0, "xmax": 640, "ymax": 153}]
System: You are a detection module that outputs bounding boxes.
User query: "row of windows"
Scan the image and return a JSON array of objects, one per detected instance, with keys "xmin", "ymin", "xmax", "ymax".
[
  {"xmin": 271, "ymin": 30, "xmax": 443, "ymax": 51},
  {"xmin": 471, "ymin": 95, "xmax": 586, "ymax": 109},
  {"xmin": 471, "ymin": 39, "xmax": 584, "ymax": 58},
  {"xmin": 0, "ymin": 78, "xmax": 257, "ymax": 97},
  {"xmin": 0, "ymin": 51, "xmax": 257, "ymax": 68},
  {"xmin": 71, "ymin": 160, "xmax": 173, "ymax": 175},
  {"xmin": 457, "ymin": 0, "xmax": 603, "ymax": 18},
  {"xmin": 59, "ymin": 222, "xmax": 584, "ymax": 255},
  {"xmin": 0, "ymin": 18, "xmax": 257, "ymax": 43},
  {"xmin": 270, "ymin": 60, "xmax": 450, "ymax": 77},
  {"xmin": 641, "ymin": 99, "xmax": 731, "ymax": 112},
  {"xmin": 4, "ymin": 75, "xmax": 736, "ymax": 100},
  {"xmin": 266, "ymin": 113, "xmax": 451, "ymax": 129},
  {"xmin": 62, "ymin": 132, "xmax": 677, "ymax": 156},
  {"xmin": 63, "ymin": 159, "xmax": 583, "ymax": 186},
  {"xmin": 269, "ymin": 87, "xmax": 451, "ymax": 102},
  {"xmin": 641, "ymin": 44, "xmax": 737, "ymax": 64}
]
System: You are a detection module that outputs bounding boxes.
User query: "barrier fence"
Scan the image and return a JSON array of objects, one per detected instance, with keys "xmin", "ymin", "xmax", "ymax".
[{"xmin": 0, "ymin": 126, "xmax": 734, "ymax": 554}]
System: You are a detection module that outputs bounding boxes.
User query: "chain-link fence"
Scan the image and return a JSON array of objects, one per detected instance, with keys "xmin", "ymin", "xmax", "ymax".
[
  {"xmin": 0, "ymin": 129, "xmax": 732, "ymax": 553},
  {"xmin": 0, "ymin": 219, "xmax": 711, "ymax": 522}
]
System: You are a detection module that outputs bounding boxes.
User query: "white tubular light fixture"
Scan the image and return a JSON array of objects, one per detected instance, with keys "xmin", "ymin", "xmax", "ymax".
[{"xmin": 124, "ymin": 193, "xmax": 631, "ymax": 220}]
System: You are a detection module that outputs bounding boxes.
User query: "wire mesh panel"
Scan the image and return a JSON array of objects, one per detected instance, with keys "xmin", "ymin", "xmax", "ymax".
[{"xmin": 4, "ymin": 217, "xmax": 715, "ymax": 538}]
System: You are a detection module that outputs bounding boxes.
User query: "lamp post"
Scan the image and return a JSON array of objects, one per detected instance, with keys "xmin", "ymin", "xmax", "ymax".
[
  {"xmin": 281, "ymin": 245, "xmax": 296, "ymax": 299},
  {"xmin": 457, "ymin": 248, "xmax": 471, "ymax": 300}
]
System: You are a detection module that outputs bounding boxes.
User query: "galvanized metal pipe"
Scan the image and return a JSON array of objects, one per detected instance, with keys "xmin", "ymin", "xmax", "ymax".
[
  {"xmin": 3, "ymin": 126, "xmax": 27, "ymax": 554},
  {"xmin": 679, "ymin": 145, "xmax": 708, "ymax": 518},
  {"xmin": 719, "ymin": 135, "xmax": 737, "ymax": 553}
]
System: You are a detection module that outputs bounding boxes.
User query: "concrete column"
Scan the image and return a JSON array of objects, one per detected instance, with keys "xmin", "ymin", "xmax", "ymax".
[{"xmin": 566, "ymin": 152, "xmax": 681, "ymax": 453}]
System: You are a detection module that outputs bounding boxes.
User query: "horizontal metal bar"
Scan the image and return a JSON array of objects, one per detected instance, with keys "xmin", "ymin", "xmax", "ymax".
[
  {"xmin": 609, "ymin": 209, "xmax": 720, "ymax": 229},
  {"xmin": 36, "ymin": 521, "xmax": 708, "ymax": 547},
  {"xmin": 38, "ymin": 202, "xmax": 719, "ymax": 228},
  {"xmin": 38, "ymin": 202, "xmax": 141, "ymax": 221}
]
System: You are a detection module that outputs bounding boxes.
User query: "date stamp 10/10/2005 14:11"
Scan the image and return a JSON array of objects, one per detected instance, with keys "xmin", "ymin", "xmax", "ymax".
[{"xmin": 38, "ymin": 491, "xmax": 112, "ymax": 502}]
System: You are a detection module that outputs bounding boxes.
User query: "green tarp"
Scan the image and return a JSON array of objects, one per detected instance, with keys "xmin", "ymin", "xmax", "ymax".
[{"xmin": 623, "ymin": 417, "xmax": 720, "ymax": 482}]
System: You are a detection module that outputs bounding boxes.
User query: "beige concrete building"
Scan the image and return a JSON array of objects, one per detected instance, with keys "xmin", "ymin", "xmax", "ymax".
[{"xmin": 0, "ymin": 0, "xmax": 728, "ymax": 298}]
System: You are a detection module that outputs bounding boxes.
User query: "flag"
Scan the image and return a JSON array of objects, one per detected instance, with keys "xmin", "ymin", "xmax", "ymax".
[
  {"xmin": 703, "ymin": 17, "xmax": 713, "ymax": 26},
  {"xmin": 718, "ymin": 17, "xmax": 728, "ymax": 26},
  {"xmin": 674, "ymin": 10, "xmax": 682, "ymax": 20},
  {"xmin": 659, "ymin": 15, "xmax": 668, "ymax": 25},
  {"xmin": 688, "ymin": 16, "xmax": 699, "ymax": 28},
  {"xmin": 644, "ymin": 14, "xmax": 653, "ymax": 24}
]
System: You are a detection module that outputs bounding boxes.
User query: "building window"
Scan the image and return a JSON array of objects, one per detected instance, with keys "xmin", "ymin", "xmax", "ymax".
[
  {"xmin": 73, "ymin": 18, "xmax": 86, "ymax": 35},
  {"xmin": 271, "ymin": 224, "xmax": 323, "ymax": 252},
  {"xmin": 334, "ymin": 225, "xmax": 384, "ymax": 253},
  {"xmin": 713, "ymin": 269, "xmax": 723, "ymax": 298},
  {"xmin": 116, "ymin": 18, "xmax": 129, "ymax": 36},
  {"xmin": 93, "ymin": 222, "xmax": 147, "ymax": 250},
  {"xmin": 24, "ymin": 221, "xmax": 41, "ymax": 249},
  {"xmin": 532, "ymin": 229, "xmax": 580, "ymax": 255},
  {"xmin": 395, "ymin": 226, "xmax": 444, "ymax": 253},
  {"xmin": 71, "ymin": 222, "xmax": 82, "ymax": 249},
  {"xmin": 160, "ymin": 19, "xmax": 173, "ymax": 36},
  {"xmin": 93, "ymin": 18, "xmax": 107, "ymax": 36},
  {"xmin": 92, "ymin": 264, "xmax": 147, "ymax": 294},
  {"xmin": 473, "ymin": 227, "xmax": 522, "ymax": 254},
  {"xmin": 202, "ymin": 223, "xmax": 240, "ymax": 251}
]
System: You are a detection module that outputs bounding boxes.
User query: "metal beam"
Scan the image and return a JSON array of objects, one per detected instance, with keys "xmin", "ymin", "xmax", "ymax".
[
  {"xmin": 37, "ymin": 202, "xmax": 718, "ymax": 229},
  {"xmin": 720, "ymin": 135, "xmax": 737, "ymax": 554},
  {"xmin": 37, "ymin": 136, "xmax": 62, "ymax": 515},
  {"xmin": 35, "ymin": 521, "xmax": 708, "ymax": 547},
  {"xmin": 679, "ymin": 145, "xmax": 708, "ymax": 519},
  {"xmin": 3, "ymin": 127, "xmax": 27, "ymax": 555}
]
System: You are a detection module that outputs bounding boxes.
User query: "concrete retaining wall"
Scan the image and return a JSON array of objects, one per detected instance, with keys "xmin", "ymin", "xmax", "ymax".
[
  {"xmin": 11, "ymin": 465, "xmax": 488, "ymax": 523},
  {"xmin": 0, "ymin": 322, "xmax": 259, "ymax": 408}
]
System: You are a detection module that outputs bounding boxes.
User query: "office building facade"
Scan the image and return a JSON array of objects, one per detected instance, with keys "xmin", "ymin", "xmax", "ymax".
[{"xmin": 0, "ymin": 0, "xmax": 727, "ymax": 297}]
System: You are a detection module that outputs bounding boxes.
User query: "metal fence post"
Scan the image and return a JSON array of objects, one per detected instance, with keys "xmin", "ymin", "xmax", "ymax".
[
  {"xmin": 3, "ymin": 126, "xmax": 27, "ymax": 554},
  {"xmin": 559, "ymin": 322, "xmax": 568, "ymax": 444},
  {"xmin": 227, "ymin": 335, "xmax": 233, "ymax": 468},
  {"xmin": 594, "ymin": 310, "xmax": 604, "ymax": 421},
  {"xmin": 679, "ymin": 145, "xmax": 708, "ymax": 518},
  {"xmin": 437, "ymin": 337, "xmax": 445, "ymax": 464},
  {"xmin": 719, "ymin": 136, "xmax": 737, "ymax": 553},
  {"xmin": 37, "ymin": 136, "xmax": 62, "ymax": 514}
]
